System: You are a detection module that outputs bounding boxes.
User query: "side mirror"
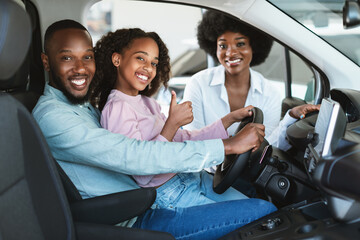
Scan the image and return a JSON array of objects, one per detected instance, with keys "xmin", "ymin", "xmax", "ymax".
[{"xmin": 343, "ymin": 0, "xmax": 360, "ymax": 28}]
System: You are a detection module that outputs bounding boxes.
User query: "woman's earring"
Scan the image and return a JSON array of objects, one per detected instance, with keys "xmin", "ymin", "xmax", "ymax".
[{"xmin": 148, "ymin": 82, "xmax": 152, "ymax": 90}]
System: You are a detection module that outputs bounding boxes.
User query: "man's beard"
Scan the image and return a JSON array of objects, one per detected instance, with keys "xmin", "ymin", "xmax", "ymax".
[{"xmin": 50, "ymin": 68, "xmax": 91, "ymax": 105}]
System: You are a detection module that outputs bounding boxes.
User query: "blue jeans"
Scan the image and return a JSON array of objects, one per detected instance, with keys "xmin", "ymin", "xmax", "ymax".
[
  {"xmin": 154, "ymin": 171, "xmax": 248, "ymax": 209},
  {"xmin": 133, "ymin": 198, "xmax": 276, "ymax": 239}
]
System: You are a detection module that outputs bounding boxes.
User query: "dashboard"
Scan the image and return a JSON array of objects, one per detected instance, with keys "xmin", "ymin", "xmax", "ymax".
[
  {"xmin": 311, "ymin": 89, "xmax": 360, "ymax": 207},
  {"xmin": 221, "ymin": 88, "xmax": 360, "ymax": 240},
  {"xmin": 286, "ymin": 88, "xmax": 360, "ymax": 204}
]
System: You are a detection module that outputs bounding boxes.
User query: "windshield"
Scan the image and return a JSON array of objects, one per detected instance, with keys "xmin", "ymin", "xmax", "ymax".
[{"xmin": 268, "ymin": 0, "xmax": 360, "ymax": 67}]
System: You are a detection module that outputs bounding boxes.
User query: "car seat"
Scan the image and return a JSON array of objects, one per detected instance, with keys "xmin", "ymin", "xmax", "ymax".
[
  {"xmin": 0, "ymin": 0, "xmax": 41, "ymax": 112},
  {"xmin": 0, "ymin": 93, "xmax": 175, "ymax": 239}
]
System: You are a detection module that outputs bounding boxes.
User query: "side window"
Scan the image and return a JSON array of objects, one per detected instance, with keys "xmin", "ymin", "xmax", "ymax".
[
  {"xmin": 87, "ymin": 1, "xmax": 202, "ymax": 61},
  {"xmin": 252, "ymin": 42, "xmax": 315, "ymax": 104}
]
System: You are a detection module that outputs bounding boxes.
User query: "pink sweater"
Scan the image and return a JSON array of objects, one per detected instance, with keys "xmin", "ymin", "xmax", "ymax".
[{"xmin": 101, "ymin": 89, "xmax": 228, "ymax": 187}]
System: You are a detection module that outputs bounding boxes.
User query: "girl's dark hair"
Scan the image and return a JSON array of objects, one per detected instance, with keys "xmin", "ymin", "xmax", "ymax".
[
  {"xmin": 197, "ymin": 10, "xmax": 273, "ymax": 66},
  {"xmin": 91, "ymin": 28, "xmax": 170, "ymax": 110}
]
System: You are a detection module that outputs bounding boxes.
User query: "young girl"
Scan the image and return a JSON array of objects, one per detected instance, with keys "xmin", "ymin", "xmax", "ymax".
[{"xmin": 91, "ymin": 28, "xmax": 259, "ymax": 209}]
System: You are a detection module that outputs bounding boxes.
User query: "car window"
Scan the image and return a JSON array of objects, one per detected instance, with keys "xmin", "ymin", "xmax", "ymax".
[
  {"xmin": 87, "ymin": 0, "xmax": 202, "ymax": 62},
  {"xmin": 87, "ymin": 0, "xmax": 203, "ymax": 115},
  {"xmin": 252, "ymin": 41, "xmax": 315, "ymax": 103},
  {"xmin": 86, "ymin": 0, "xmax": 316, "ymax": 116},
  {"xmin": 269, "ymin": 0, "xmax": 360, "ymax": 68}
]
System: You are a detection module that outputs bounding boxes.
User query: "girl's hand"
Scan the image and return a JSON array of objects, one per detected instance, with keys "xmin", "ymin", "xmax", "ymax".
[
  {"xmin": 167, "ymin": 91, "xmax": 194, "ymax": 128},
  {"xmin": 160, "ymin": 91, "xmax": 193, "ymax": 141},
  {"xmin": 221, "ymin": 105, "xmax": 254, "ymax": 130}
]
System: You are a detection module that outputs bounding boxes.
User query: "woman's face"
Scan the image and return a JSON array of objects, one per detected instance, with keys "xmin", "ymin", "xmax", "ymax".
[
  {"xmin": 216, "ymin": 31, "xmax": 252, "ymax": 76},
  {"xmin": 113, "ymin": 37, "xmax": 159, "ymax": 96}
]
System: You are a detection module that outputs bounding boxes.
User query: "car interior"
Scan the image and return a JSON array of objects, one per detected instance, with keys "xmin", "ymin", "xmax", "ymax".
[{"xmin": 1, "ymin": 0, "xmax": 360, "ymax": 239}]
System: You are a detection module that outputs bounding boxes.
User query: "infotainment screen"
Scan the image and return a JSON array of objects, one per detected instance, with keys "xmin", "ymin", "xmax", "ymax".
[{"xmin": 313, "ymin": 98, "xmax": 347, "ymax": 158}]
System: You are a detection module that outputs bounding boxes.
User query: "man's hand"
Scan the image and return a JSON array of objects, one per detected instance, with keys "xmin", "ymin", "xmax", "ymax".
[
  {"xmin": 221, "ymin": 105, "xmax": 254, "ymax": 129},
  {"xmin": 289, "ymin": 104, "xmax": 321, "ymax": 119},
  {"xmin": 222, "ymin": 123, "xmax": 265, "ymax": 155}
]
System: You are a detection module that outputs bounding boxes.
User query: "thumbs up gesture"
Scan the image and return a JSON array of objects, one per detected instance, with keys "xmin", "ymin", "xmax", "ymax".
[
  {"xmin": 168, "ymin": 90, "xmax": 194, "ymax": 128},
  {"xmin": 160, "ymin": 91, "xmax": 194, "ymax": 141}
]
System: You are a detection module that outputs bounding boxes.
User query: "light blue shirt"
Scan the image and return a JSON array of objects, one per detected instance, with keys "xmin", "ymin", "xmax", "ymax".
[{"xmin": 32, "ymin": 84, "xmax": 225, "ymax": 199}]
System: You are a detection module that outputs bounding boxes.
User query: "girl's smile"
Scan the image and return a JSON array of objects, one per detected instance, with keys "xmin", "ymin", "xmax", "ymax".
[{"xmin": 136, "ymin": 72, "xmax": 150, "ymax": 82}]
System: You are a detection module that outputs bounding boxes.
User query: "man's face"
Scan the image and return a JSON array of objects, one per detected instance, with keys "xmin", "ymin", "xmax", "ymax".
[{"xmin": 41, "ymin": 28, "xmax": 95, "ymax": 104}]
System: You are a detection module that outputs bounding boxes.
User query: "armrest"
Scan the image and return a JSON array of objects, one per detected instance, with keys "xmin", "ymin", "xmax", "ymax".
[
  {"xmin": 70, "ymin": 188, "xmax": 156, "ymax": 225},
  {"xmin": 75, "ymin": 222, "xmax": 175, "ymax": 240}
]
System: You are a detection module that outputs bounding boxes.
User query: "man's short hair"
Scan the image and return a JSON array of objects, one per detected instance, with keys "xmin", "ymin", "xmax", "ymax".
[{"xmin": 44, "ymin": 19, "xmax": 89, "ymax": 53}]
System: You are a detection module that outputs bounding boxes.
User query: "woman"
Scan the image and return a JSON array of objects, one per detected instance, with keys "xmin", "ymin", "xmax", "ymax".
[
  {"xmin": 183, "ymin": 11, "xmax": 320, "ymax": 181},
  {"xmin": 183, "ymin": 10, "xmax": 281, "ymax": 138}
]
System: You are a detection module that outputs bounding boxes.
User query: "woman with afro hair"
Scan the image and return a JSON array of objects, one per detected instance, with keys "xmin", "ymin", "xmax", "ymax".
[
  {"xmin": 183, "ymin": 11, "xmax": 320, "ymax": 175},
  {"xmin": 90, "ymin": 28, "xmax": 272, "ymax": 209},
  {"xmin": 183, "ymin": 10, "xmax": 281, "ymax": 139}
]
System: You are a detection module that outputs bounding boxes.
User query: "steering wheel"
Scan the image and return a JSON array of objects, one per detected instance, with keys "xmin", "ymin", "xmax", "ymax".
[
  {"xmin": 286, "ymin": 111, "xmax": 318, "ymax": 152},
  {"xmin": 213, "ymin": 107, "xmax": 264, "ymax": 194}
]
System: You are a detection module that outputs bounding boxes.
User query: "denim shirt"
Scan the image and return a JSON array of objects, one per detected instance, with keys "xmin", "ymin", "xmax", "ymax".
[{"xmin": 32, "ymin": 84, "xmax": 225, "ymax": 200}]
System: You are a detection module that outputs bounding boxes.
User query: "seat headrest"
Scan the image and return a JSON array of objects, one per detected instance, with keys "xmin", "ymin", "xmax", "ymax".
[{"xmin": 0, "ymin": 0, "xmax": 31, "ymax": 80}]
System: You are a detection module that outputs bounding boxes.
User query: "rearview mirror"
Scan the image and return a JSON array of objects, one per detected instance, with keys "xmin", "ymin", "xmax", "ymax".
[{"xmin": 343, "ymin": 0, "xmax": 360, "ymax": 28}]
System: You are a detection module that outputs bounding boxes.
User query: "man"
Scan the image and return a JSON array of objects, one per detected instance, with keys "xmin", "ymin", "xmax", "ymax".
[{"xmin": 32, "ymin": 19, "xmax": 276, "ymax": 239}]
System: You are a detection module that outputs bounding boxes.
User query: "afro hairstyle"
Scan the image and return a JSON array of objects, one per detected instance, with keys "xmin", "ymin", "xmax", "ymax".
[{"xmin": 197, "ymin": 10, "xmax": 273, "ymax": 66}]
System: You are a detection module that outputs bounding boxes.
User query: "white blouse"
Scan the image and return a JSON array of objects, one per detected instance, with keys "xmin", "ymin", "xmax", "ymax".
[{"xmin": 183, "ymin": 65, "xmax": 282, "ymax": 137}]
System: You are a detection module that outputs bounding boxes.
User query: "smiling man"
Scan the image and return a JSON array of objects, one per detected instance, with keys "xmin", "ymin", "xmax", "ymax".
[
  {"xmin": 41, "ymin": 26, "xmax": 95, "ymax": 104},
  {"xmin": 32, "ymin": 19, "xmax": 276, "ymax": 239}
]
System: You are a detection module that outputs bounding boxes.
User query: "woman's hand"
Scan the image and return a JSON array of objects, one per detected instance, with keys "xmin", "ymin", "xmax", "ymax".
[
  {"xmin": 221, "ymin": 105, "xmax": 254, "ymax": 129},
  {"xmin": 289, "ymin": 104, "xmax": 321, "ymax": 119},
  {"xmin": 161, "ymin": 91, "xmax": 193, "ymax": 141}
]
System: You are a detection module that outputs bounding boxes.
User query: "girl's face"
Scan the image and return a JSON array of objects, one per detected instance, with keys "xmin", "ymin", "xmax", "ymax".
[
  {"xmin": 216, "ymin": 31, "xmax": 253, "ymax": 77},
  {"xmin": 113, "ymin": 37, "xmax": 159, "ymax": 96}
]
